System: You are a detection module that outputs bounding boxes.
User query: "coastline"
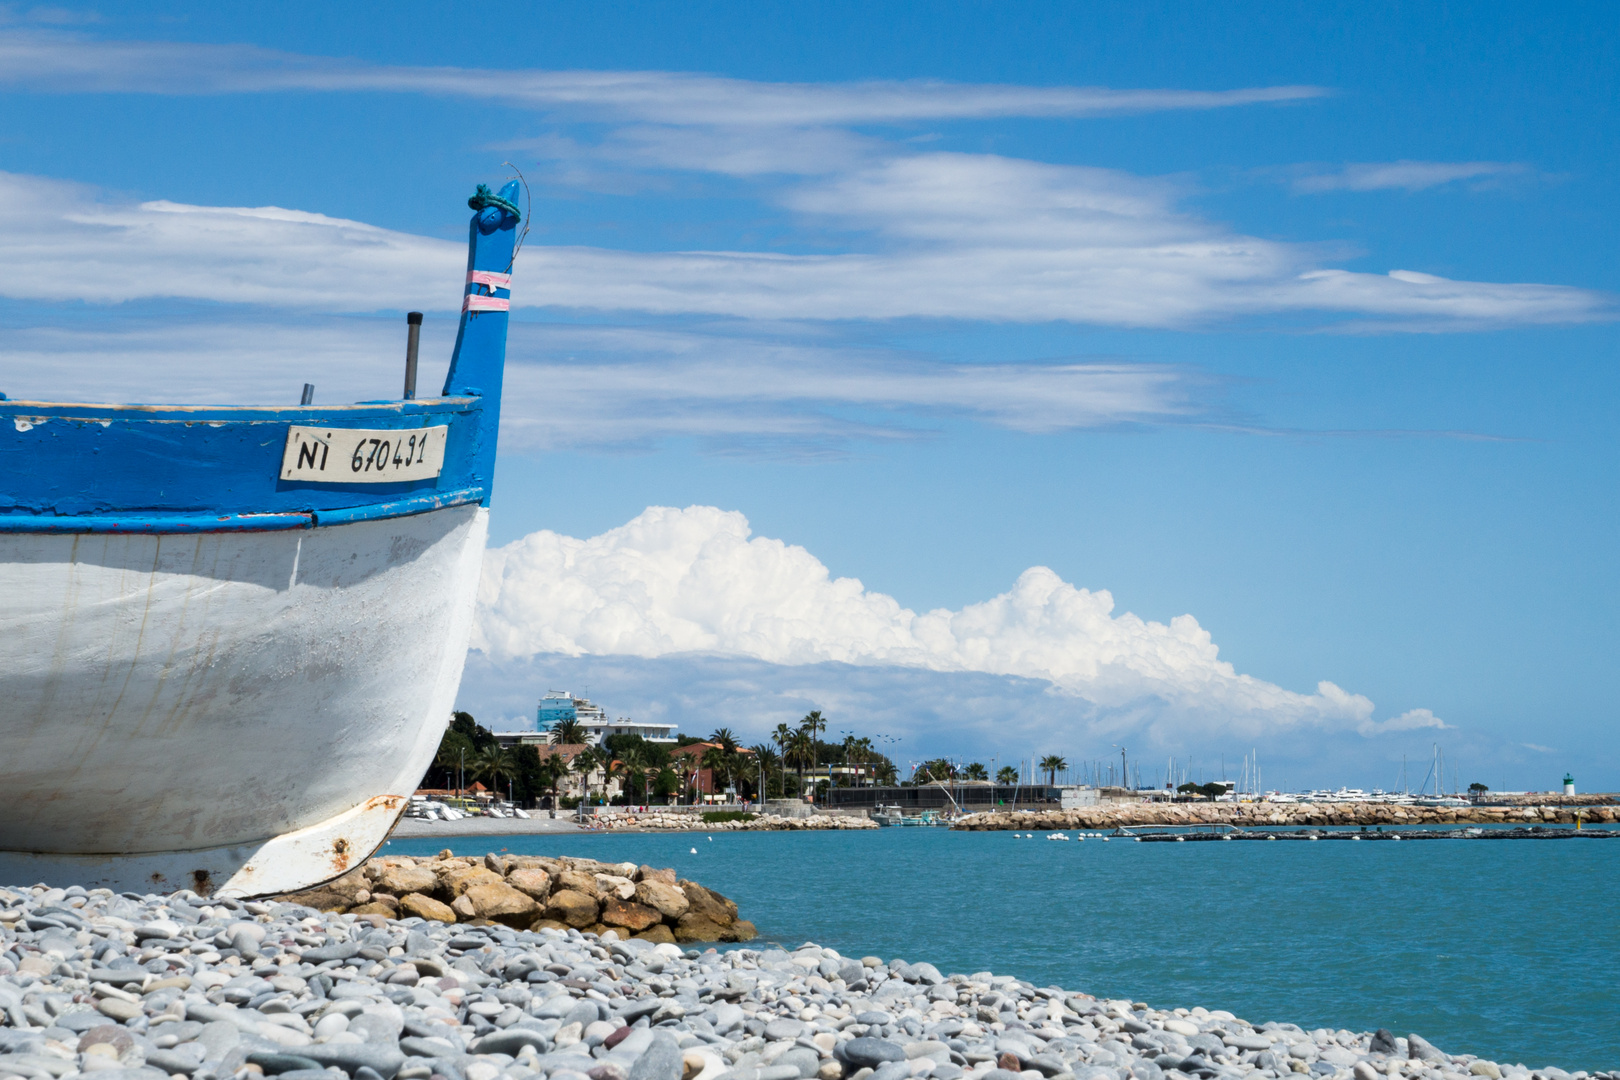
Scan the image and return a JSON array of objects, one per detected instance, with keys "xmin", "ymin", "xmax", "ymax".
[
  {"xmin": 0, "ymin": 874, "xmax": 1610, "ymax": 1080},
  {"xmin": 952, "ymin": 799, "xmax": 1619, "ymax": 831}
]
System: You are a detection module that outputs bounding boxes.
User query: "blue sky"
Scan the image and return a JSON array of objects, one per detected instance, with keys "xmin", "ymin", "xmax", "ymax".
[{"xmin": 2, "ymin": 1, "xmax": 1616, "ymax": 790}]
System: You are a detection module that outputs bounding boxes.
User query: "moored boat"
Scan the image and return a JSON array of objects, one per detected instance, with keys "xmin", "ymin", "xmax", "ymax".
[{"xmin": 0, "ymin": 180, "xmax": 525, "ymax": 897}]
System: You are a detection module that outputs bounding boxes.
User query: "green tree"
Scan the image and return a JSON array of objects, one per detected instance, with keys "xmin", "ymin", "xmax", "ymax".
[
  {"xmin": 962, "ymin": 762, "xmax": 989, "ymax": 781},
  {"xmin": 787, "ymin": 729, "xmax": 815, "ymax": 795},
  {"xmin": 800, "ymin": 710, "xmax": 827, "ymax": 785},
  {"xmin": 573, "ymin": 746, "xmax": 603, "ymax": 805},
  {"xmin": 751, "ymin": 744, "xmax": 782, "ymax": 799},
  {"xmin": 473, "ymin": 746, "xmax": 517, "ymax": 799},
  {"xmin": 1039, "ymin": 754, "xmax": 1069, "ymax": 785},
  {"xmin": 510, "ymin": 744, "xmax": 547, "ymax": 806},
  {"xmin": 996, "ymin": 765, "xmax": 1019, "ymax": 786},
  {"xmin": 549, "ymin": 718, "xmax": 587, "ymax": 746},
  {"xmin": 654, "ymin": 767, "xmax": 680, "ymax": 801},
  {"xmin": 701, "ymin": 743, "xmax": 733, "ymax": 800},
  {"xmin": 710, "ymin": 727, "xmax": 739, "ymax": 753}
]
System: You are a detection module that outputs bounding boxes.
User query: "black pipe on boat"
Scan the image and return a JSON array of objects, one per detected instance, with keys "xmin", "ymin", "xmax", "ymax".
[
  {"xmin": 404, "ymin": 312, "xmax": 423, "ymax": 400},
  {"xmin": 300, "ymin": 383, "xmax": 314, "ymax": 406}
]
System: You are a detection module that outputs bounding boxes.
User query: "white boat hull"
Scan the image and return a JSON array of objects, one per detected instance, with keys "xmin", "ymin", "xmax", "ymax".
[{"xmin": 0, "ymin": 504, "xmax": 487, "ymax": 896}]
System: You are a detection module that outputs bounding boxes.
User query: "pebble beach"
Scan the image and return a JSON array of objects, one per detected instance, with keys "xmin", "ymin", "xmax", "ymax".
[{"xmin": 2, "ymin": 853, "xmax": 1611, "ymax": 1080}]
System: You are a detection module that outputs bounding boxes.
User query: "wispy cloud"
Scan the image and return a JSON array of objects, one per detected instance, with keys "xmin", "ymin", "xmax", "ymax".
[
  {"xmin": 473, "ymin": 504, "xmax": 1440, "ymax": 742},
  {"xmin": 1293, "ymin": 160, "xmax": 1528, "ymax": 193},
  {"xmin": 4, "ymin": 168, "xmax": 1602, "ymax": 331},
  {"xmin": 0, "ymin": 313, "xmax": 1202, "ymax": 451},
  {"xmin": 0, "ymin": 171, "xmax": 460, "ymax": 309},
  {"xmin": 0, "ymin": 28, "xmax": 1326, "ymax": 125}
]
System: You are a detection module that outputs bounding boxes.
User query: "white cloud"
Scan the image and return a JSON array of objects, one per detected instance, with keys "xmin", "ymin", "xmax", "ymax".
[
  {"xmin": 0, "ymin": 171, "xmax": 460, "ymax": 309},
  {"xmin": 0, "ymin": 314, "xmax": 1198, "ymax": 449},
  {"xmin": 1357, "ymin": 708, "xmax": 1450, "ymax": 736},
  {"xmin": 0, "ymin": 28, "xmax": 1324, "ymax": 126},
  {"xmin": 1294, "ymin": 161, "xmax": 1526, "ymax": 193},
  {"xmin": 5, "ymin": 166, "xmax": 1603, "ymax": 329},
  {"xmin": 474, "ymin": 505, "xmax": 1434, "ymax": 739}
]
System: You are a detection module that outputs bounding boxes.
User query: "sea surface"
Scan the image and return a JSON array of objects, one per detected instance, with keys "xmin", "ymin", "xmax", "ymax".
[{"xmin": 388, "ymin": 826, "xmax": 1619, "ymax": 1073}]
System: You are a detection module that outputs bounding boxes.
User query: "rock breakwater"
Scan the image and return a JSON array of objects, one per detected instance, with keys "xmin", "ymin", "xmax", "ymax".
[
  {"xmin": 953, "ymin": 801, "xmax": 1619, "ymax": 831},
  {"xmin": 0, "ymin": 883, "xmax": 1609, "ymax": 1080},
  {"xmin": 279, "ymin": 854, "xmax": 755, "ymax": 946}
]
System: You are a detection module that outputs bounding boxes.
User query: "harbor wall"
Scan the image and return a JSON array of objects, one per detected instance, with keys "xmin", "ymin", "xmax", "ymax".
[{"xmin": 953, "ymin": 798, "xmax": 1620, "ymax": 830}]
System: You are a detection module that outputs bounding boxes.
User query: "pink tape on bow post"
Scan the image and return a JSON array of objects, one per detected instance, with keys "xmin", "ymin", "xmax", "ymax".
[
  {"xmin": 463, "ymin": 294, "xmax": 511, "ymax": 313},
  {"xmin": 466, "ymin": 271, "xmax": 511, "ymax": 291}
]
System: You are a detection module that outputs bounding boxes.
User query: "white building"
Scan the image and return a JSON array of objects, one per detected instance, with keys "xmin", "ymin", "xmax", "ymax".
[{"xmin": 535, "ymin": 690, "xmax": 676, "ymax": 746}]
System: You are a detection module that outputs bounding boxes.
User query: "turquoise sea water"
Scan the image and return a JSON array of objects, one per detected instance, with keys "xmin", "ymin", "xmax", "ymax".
[{"xmin": 387, "ymin": 827, "xmax": 1618, "ymax": 1072}]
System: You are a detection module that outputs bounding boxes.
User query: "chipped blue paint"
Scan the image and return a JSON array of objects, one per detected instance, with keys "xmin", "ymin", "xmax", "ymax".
[{"xmin": 0, "ymin": 180, "xmax": 521, "ymax": 534}]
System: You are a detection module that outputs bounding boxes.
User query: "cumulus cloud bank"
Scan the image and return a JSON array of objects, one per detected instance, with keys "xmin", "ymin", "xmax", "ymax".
[{"xmin": 475, "ymin": 505, "xmax": 1429, "ymax": 739}]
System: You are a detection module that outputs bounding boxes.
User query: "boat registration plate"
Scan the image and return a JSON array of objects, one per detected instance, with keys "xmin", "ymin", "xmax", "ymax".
[{"xmin": 280, "ymin": 425, "xmax": 448, "ymax": 483}]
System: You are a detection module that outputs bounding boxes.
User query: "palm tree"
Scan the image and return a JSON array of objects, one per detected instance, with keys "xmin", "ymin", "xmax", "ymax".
[
  {"xmin": 549, "ymin": 718, "xmax": 586, "ymax": 746},
  {"xmin": 800, "ymin": 711, "xmax": 827, "ymax": 791},
  {"xmin": 473, "ymin": 746, "xmax": 516, "ymax": 801},
  {"xmin": 433, "ymin": 740, "xmax": 464, "ymax": 792},
  {"xmin": 773, "ymin": 722, "xmax": 793, "ymax": 760},
  {"xmin": 572, "ymin": 746, "xmax": 602, "ymax": 806},
  {"xmin": 619, "ymin": 746, "xmax": 649, "ymax": 805},
  {"xmin": 996, "ymin": 765, "xmax": 1019, "ymax": 786},
  {"xmin": 962, "ymin": 762, "xmax": 989, "ymax": 781},
  {"xmin": 701, "ymin": 743, "xmax": 732, "ymax": 802},
  {"xmin": 1039, "ymin": 754, "xmax": 1069, "ymax": 785},
  {"xmin": 710, "ymin": 727, "xmax": 739, "ymax": 753},
  {"xmin": 750, "ymin": 744, "xmax": 780, "ymax": 799},
  {"xmin": 786, "ymin": 729, "xmax": 815, "ymax": 796},
  {"xmin": 538, "ymin": 754, "xmax": 568, "ymax": 811}
]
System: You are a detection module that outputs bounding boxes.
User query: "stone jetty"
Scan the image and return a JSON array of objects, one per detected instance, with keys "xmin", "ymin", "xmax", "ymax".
[
  {"xmin": 952, "ymin": 801, "xmax": 1618, "ymax": 831},
  {"xmin": 592, "ymin": 815, "xmax": 875, "ymax": 834},
  {"xmin": 278, "ymin": 855, "xmax": 756, "ymax": 945},
  {"xmin": 1, "ymin": 884, "xmax": 1610, "ymax": 1080}
]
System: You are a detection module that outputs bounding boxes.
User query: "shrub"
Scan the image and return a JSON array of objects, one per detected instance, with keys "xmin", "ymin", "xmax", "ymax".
[{"xmin": 701, "ymin": 810, "xmax": 757, "ymax": 824}]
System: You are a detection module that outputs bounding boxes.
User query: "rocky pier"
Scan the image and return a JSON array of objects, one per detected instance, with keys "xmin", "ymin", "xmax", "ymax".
[
  {"xmin": 1, "ymin": 882, "xmax": 1611, "ymax": 1080},
  {"xmin": 952, "ymin": 800, "xmax": 1618, "ymax": 831},
  {"xmin": 591, "ymin": 815, "xmax": 875, "ymax": 834},
  {"xmin": 279, "ymin": 854, "xmax": 756, "ymax": 946}
]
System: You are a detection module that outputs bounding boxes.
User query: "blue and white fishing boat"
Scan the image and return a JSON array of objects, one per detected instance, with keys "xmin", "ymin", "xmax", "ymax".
[{"xmin": 0, "ymin": 180, "xmax": 525, "ymax": 898}]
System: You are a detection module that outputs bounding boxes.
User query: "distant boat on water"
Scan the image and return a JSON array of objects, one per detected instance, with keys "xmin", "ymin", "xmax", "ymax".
[{"xmin": 0, "ymin": 179, "xmax": 525, "ymax": 898}]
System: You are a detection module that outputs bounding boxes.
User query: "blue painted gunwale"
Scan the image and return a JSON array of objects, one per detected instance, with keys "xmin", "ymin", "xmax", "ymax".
[{"xmin": 0, "ymin": 180, "xmax": 522, "ymax": 535}]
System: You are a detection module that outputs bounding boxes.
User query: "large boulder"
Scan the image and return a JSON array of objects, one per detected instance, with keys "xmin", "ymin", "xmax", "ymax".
[
  {"xmin": 673, "ymin": 913, "xmax": 729, "ymax": 943},
  {"xmin": 461, "ymin": 882, "xmax": 541, "ymax": 928},
  {"xmin": 637, "ymin": 865, "xmax": 677, "ymax": 885},
  {"xmin": 595, "ymin": 875, "xmax": 637, "ymax": 900},
  {"xmin": 508, "ymin": 855, "xmax": 560, "ymax": 871},
  {"xmin": 677, "ymin": 881, "xmax": 735, "ymax": 926},
  {"xmin": 376, "ymin": 865, "xmax": 438, "ymax": 897},
  {"xmin": 721, "ymin": 920, "xmax": 757, "ymax": 943},
  {"xmin": 399, "ymin": 893, "xmax": 456, "ymax": 923},
  {"xmin": 507, "ymin": 869, "xmax": 553, "ymax": 901},
  {"xmin": 555, "ymin": 869, "xmax": 602, "ymax": 898},
  {"xmin": 636, "ymin": 923, "xmax": 677, "ymax": 945},
  {"xmin": 634, "ymin": 880, "xmax": 689, "ymax": 921},
  {"xmin": 545, "ymin": 888, "xmax": 601, "ymax": 928},
  {"xmin": 601, "ymin": 899, "xmax": 663, "ymax": 933},
  {"xmin": 444, "ymin": 865, "xmax": 504, "ymax": 897}
]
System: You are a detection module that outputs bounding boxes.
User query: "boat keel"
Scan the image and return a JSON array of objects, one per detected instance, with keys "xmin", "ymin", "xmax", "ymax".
[{"xmin": 0, "ymin": 793, "xmax": 407, "ymax": 898}]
